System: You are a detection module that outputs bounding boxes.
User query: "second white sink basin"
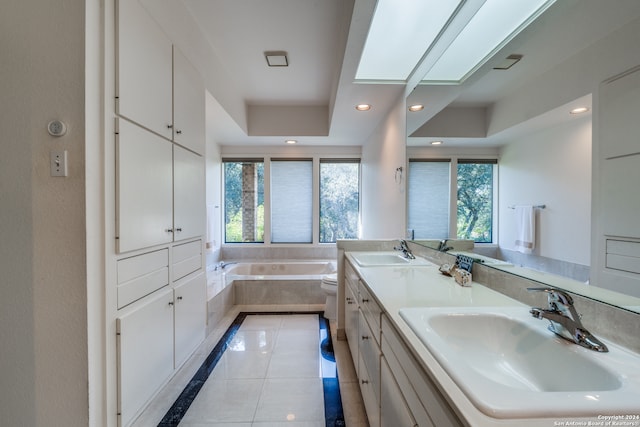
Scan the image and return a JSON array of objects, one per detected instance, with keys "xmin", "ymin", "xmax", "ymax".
[
  {"xmin": 399, "ymin": 306, "xmax": 640, "ymax": 419},
  {"xmin": 349, "ymin": 251, "xmax": 435, "ymax": 267}
]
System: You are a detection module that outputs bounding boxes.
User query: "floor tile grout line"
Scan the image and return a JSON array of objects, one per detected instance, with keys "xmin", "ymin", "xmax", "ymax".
[{"xmin": 157, "ymin": 310, "xmax": 339, "ymax": 427}]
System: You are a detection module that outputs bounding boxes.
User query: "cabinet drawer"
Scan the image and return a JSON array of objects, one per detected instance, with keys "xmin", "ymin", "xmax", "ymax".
[
  {"xmin": 382, "ymin": 315, "xmax": 462, "ymax": 427},
  {"xmin": 117, "ymin": 249, "xmax": 169, "ymax": 309},
  {"xmin": 360, "ymin": 283, "xmax": 382, "ymax": 345},
  {"xmin": 172, "ymin": 240, "xmax": 202, "ymax": 281}
]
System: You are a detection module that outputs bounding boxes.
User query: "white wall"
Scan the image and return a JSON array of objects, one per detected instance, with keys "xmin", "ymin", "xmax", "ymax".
[
  {"xmin": 499, "ymin": 117, "xmax": 592, "ymax": 265},
  {"xmin": 0, "ymin": 0, "xmax": 89, "ymax": 425},
  {"xmin": 360, "ymin": 95, "xmax": 407, "ymax": 239},
  {"xmin": 205, "ymin": 93, "xmax": 223, "ymax": 267}
]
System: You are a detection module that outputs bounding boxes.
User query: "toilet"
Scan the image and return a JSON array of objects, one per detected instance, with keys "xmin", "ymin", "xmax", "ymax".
[{"xmin": 320, "ymin": 273, "xmax": 338, "ymax": 320}]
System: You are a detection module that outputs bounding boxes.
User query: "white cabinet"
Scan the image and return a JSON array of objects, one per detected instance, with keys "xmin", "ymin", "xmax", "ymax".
[
  {"xmin": 599, "ymin": 66, "xmax": 640, "ymax": 160},
  {"xmin": 117, "ymin": 1, "xmax": 205, "ymax": 155},
  {"xmin": 116, "ymin": 0, "xmax": 173, "ymax": 139},
  {"xmin": 117, "ymin": 269, "xmax": 205, "ymax": 426},
  {"xmin": 359, "ymin": 311, "xmax": 381, "ymax": 427},
  {"xmin": 345, "ymin": 263, "xmax": 360, "ymax": 366},
  {"xmin": 599, "ymin": 66, "xmax": 640, "ymax": 238},
  {"xmin": 117, "ymin": 120, "xmax": 205, "ymax": 253},
  {"xmin": 117, "ymin": 119, "xmax": 174, "ymax": 253},
  {"xmin": 344, "ymin": 260, "xmax": 382, "ymax": 426},
  {"xmin": 341, "ymin": 258, "xmax": 463, "ymax": 427},
  {"xmin": 117, "ymin": 287, "xmax": 175, "ymax": 427},
  {"xmin": 595, "ymin": 66, "xmax": 640, "ymax": 296},
  {"xmin": 173, "ymin": 46, "xmax": 205, "ymax": 154},
  {"xmin": 174, "ymin": 272, "xmax": 206, "ymax": 368},
  {"xmin": 174, "ymin": 145, "xmax": 206, "ymax": 241}
]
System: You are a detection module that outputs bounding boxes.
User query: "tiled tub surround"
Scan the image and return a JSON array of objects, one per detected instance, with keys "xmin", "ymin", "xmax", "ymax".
[
  {"xmin": 205, "ymin": 259, "xmax": 336, "ymax": 333},
  {"xmin": 335, "ymin": 240, "xmax": 640, "ymax": 426}
]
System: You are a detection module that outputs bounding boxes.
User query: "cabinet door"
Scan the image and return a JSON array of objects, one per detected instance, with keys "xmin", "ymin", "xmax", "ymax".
[
  {"xmin": 345, "ymin": 280, "xmax": 359, "ymax": 367},
  {"xmin": 173, "ymin": 145, "xmax": 206, "ymax": 241},
  {"xmin": 599, "ymin": 67, "xmax": 640, "ymax": 159},
  {"xmin": 174, "ymin": 272, "xmax": 206, "ymax": 368},
  {"xmin": 117, "ymin": 288, "xmax": 174, "ymax": 427},
  {"xmin": 381, "ymin": 357, "xmax": 417, "ymax": 427},
  {"xmin": 173, "ymin": 46, "xmax": 205, "ymax": 155},
  {"xmin": 116, "ymin": 0, "xmax": 173, "ymax": 139},
  {"xmin": 359, "ymin": 311, "xmax": 380, "ymax": 404},
  {"xmin": 117, "ymin": 119, "xmax": 173, "ymax": 253}
]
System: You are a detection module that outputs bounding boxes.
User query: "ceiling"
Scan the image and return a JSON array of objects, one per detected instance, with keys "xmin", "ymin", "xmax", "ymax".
[{"xmin": 142, "ymin": 0, "xmax": 640, "ymax": 147}]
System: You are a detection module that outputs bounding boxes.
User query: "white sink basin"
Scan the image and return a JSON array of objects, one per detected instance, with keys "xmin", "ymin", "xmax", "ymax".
[
  {"xmin": 399, "ymin": 306, "xmax": 640, "ymax": 419},
  {"xmin": 349, "ymin": 251, "xmax": 434, "ymax": 267}
]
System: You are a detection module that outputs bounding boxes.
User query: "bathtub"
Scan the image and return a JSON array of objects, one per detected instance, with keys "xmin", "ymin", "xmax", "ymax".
[
  {"xmin": 223, "ymin": 261, "xmax": 336, "ymax": 278},
  {"xmin": 222, "ymin": 261, "xmax": 337, "ymax": 306}
]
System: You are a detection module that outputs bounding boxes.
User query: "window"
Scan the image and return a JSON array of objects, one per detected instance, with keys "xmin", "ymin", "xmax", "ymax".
[
  {"xmin": 319, "ymin": 160, "xmax": 360, "ymax": 243},
  {"xmin": 408, "ymin": 160, "xmax": 450, "ymax": 239},
  {"xmin": 271, "ymin": 159, "xmax": 313, "ymax": 243},
  {"xmin": 223, "ymin": 157, "xmax": 360, "ymax": 244},
  {"xmin": 457, "ymin": 160, "xmax": 495, "ymax": 243},
  {"xmin": 223, "ymin": 160, "xmax": 264, "ymax": 243},
  {"xmin": 408, "ymin": 158, "xmax": 496, "ymax": 243}
]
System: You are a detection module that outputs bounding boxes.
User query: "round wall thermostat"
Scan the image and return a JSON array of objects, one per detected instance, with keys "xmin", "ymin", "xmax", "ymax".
[{"xmin": 47, "ymin": 120, "xmax": 67, "ymax": 137}]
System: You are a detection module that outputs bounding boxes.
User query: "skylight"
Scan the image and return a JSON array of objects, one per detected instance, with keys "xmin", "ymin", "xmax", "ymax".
[
  {"xmin": 421, "ymin": 0, "xmax": 556, "ymax": 83},
  {"xmin": 355, "ymin": 0, "xmax": 461, "ymax": 82},
  {"xmin": 355, "ymin": 0, "xmax": 556, "ymax": 84}
]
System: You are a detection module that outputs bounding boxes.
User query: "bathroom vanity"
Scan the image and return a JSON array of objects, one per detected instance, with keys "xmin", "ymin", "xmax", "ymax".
[{"xmin": 339, "ymin": 245, "xmax": 640, "ymax": 426}]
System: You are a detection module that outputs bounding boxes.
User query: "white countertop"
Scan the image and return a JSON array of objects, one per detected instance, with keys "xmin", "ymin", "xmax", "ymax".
[{"xmin": 344, "ymin": 252, "xmax": 640, "ymax": 427}]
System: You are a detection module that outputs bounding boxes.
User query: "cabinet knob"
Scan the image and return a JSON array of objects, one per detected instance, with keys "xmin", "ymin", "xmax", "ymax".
[
  {"xmin": 361, "ymin": 379, "xmax": 369, "ymax": 384},
  {"xmin": 362, "ymin": 298, "xmax": 369, "ymax": 303},
  {"xmin": 175, "ymin": 227, "xmax": 183, "ymax": 233},
  {"xmin": 176, "ymin": 129, "xmax": 182, "ymax": 135},
  {"xmin": 165, "ymin": 228, "xmax": 174, "ymax": 233},
  {"xmin": 177, "ymin": 296, "xmax": 183, "ymax": 301},
  {"xmin": 168, "ymin": 301, "xmax": 174, "ymax": 306},
  {"xmin": 167, "ymin": 124, "xmax": 173, "ymax": 129},
  {"xmin": 362, "ymin": 335, "xmax": 369, "ymax": 340},
  {"xmin": 347, "ymin": 301, "xmax": 354, "ymax": 305}
]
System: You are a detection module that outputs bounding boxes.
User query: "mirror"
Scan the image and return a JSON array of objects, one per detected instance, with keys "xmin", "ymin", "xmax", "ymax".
[{"xmin": 404, "ymin": 1, "xmax": 640, "ymax": 314}]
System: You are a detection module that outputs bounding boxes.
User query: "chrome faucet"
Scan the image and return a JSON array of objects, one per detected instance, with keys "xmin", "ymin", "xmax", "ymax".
[
  {"xmin": 437, "ymin": 239, "xmax": 454, "ymax": 252},
  {"xmin": 214, "ymin": 261, "xmax": 237, "ymax": 271},
  {"xmin": 528, "ymin": 287, "xmax": 608, "ymax": 352},
  {"xmin": 394, "ymin": 239, "xmax": 415, "ymax": 259}
]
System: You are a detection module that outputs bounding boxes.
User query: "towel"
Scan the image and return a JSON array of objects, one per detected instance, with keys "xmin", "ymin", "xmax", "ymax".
[{"xmin": 514, "ymin": 205, "xmax": 535, "ymax": 254}]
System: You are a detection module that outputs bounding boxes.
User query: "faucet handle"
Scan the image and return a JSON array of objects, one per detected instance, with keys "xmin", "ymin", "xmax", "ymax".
[{"xmin": 527, "ymin": 287, "xmax": 574, "ymax": 307}]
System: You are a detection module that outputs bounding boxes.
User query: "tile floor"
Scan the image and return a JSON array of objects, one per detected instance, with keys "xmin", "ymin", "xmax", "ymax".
[{"xmin": 131, "ymin": 305, "xmax": 368, "ymax": 427}]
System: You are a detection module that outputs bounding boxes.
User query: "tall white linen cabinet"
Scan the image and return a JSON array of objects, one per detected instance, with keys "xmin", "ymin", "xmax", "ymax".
[{"xmin": 113, "ymin": 0, "xmax": 207, "ymax": 425}]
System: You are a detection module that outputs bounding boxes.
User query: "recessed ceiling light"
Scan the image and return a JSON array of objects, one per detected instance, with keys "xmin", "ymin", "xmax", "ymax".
[
  {"xmin": 265, "ymin": 51, "xmax": 288, "ymax": 67},
  {"xmin": 355, "ymin": 104, "xmax": 371, "ymax": 111},
  {"xmin": 431, "ymin": 140, "xmax": 443, "ymax": 145},
  {"xmin": 408, "ymin": 104, "xmax": 424, "ymax": 112},
  {"xmin": 285, "ymin": 139, "xmax": 297, "ymax": 144},
  {"xmin": 570, "ymin": 107, "xmax": 589, "ymax": 114}
]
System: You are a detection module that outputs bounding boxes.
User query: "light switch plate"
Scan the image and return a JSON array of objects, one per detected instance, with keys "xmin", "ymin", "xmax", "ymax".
[{"xmin": 50, "ymin": 150, "xmax": 68, "ymax": 177}]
